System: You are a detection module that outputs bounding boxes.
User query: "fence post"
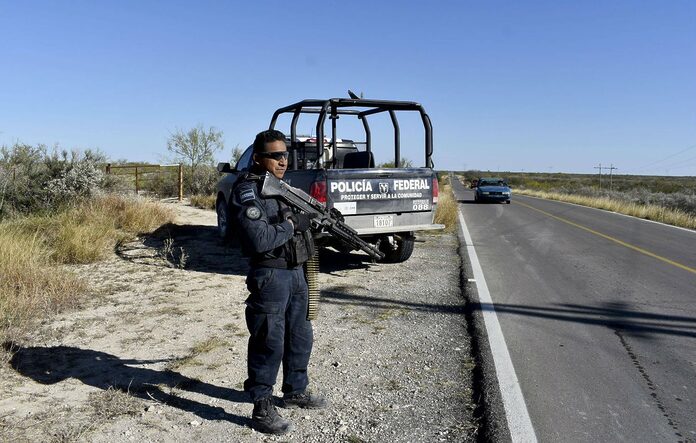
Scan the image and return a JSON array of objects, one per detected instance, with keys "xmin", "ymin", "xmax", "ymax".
[
  {"xmin": 106, "ymin": 163, "xmax": 111, "ymax": 175},
  {"xmin": 135, "ymin": 167, "xmax": 139, "ymax": 195},
  {"xmin": 178, "ymin": 164, "xmax": 183, "ymax": 201}
]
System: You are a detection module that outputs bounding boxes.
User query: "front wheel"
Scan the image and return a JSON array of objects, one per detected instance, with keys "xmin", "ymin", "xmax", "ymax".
[{"xmin": 379, "ymin": 233, "xmax": 415, "ymax": 263}]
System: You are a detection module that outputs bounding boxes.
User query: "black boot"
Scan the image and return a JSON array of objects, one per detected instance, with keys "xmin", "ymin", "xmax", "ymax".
[
  {"xmin": 252, "ymin": 397, "xmax": 294, "ymax": 434},
  {"xmin": 281, "ymin": 391, "xmax": 328, "ymax": 409}
]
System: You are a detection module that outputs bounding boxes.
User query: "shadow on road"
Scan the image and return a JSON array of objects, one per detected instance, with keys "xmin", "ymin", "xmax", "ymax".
[
  {"xmin": 3, "ymin": 343, "xmax": 251, "ymax": 426},
  {"xmin": 477, "ymin": 300, "xmax": 696, "ymax": 339},
  {"xmin": 116, "ymin": 223, "xmax": 379, "ymax": 275},
  {"xmin": 317, "ymin": 248, "xmax": 378, "ymax": 274},
  {"xmin": 319, "ymin": 287, "xmax": 466, "ymax": 315},
  {"xmin": 116, "ymin": 223, "xmax": 249, "ymax": 276}
]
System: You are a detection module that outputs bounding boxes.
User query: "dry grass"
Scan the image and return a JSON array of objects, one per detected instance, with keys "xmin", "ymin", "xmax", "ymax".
[
  {"xmin": 0, "ymin": 226, "xmax": 85, "ymax": 347},
  {"xmin": 516, "ymin": 189, "xmax": 696, "ymax": 230},
  {"xmin": 6, "ymin": 194, "xmax": 175, "ymax": 264},
  {"xmin": 434, "ymin": 183, "xmax": 458, "ymax": 232},
  {"xmin": 88, "ymin": 386, "xmax": 143, "ymax": 419},
  {"xmin": 50, "ymin": 421, "xmax": 97, "ymax": 443},
  {"xmin": 166, "ymin": 336, "xmax": 229, "ymax": 370},
  {"xmin": 189, "ymin": 194, "xmax": 216, "ymax": 210},
  {"xmin": 0, "ymin": 194, "xmax": 175, "ymax": 354}
]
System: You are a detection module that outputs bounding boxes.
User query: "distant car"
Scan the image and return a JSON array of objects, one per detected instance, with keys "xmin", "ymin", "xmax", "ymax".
[{"xmin": 474, "ymin": 177, "xmax": 511, "ymax": 204}]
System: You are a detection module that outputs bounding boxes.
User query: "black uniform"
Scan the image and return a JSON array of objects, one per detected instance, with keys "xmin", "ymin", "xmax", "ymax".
[{"xmin": 231, "ymin": 172, "xmax": 314, "ymax": 402}]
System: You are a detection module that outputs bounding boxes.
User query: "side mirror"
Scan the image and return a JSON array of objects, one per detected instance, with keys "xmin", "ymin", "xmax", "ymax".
[{"xmin": 217, "ymin": 162, "xmax": 233, "ymax": 173}]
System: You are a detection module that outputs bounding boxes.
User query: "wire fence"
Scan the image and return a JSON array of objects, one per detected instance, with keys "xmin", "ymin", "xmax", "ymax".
[{"xmin": 105, "ymin": 163, "xmax": 183, "ymax": 201}]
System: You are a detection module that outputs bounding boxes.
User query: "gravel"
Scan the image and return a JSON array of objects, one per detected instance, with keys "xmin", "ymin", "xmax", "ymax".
[
  {"xmin": 0, "ymin": 203, "xmax": 478, "ymax": 442},
  {"xmin": 276, "ymin": 232, "xmax": 479, "ymax": 442}
]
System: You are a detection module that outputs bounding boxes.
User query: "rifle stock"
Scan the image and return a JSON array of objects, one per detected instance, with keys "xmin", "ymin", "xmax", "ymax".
[{"xmin": 261, "ymin": 172, "xmax": 385, "ymax": 261}]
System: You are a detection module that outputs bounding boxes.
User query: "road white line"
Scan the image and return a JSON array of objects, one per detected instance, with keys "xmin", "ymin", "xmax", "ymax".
[{"xmin": 458, "ymin": 208, "xmax": 537, "ymax": 443}]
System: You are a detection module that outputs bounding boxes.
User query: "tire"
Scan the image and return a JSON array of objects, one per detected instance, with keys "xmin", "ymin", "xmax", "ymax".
[
  {"xmin": 216, "ymin": 198, "xmax": 233, "ymax": 243},
  {"xmin": 506, "ymin": 200, "xmax": 511, "ymax": 204},
  {"xmin": 474, "ymin": 194, "xmax": 479, "ymax": 203},
  {"xmin": 379, "ymin": 233, "xmax": 415, "ymax": 263}
]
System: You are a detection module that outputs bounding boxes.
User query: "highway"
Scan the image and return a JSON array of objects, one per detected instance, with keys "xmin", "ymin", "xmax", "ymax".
[{"xmin": 452, "ymin": 177, "xmax": 696, "ymax": 442}]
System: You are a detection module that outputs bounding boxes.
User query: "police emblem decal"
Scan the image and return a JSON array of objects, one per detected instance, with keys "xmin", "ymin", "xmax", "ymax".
[
  {"xmin": 245, "ymin": 206, "xmax": 261, "ymax": 220},
  {"xmin": 379, "ymin": 182, "xmax": 389, "ymax": 194},
  {"xmin": 240, "ymin": 189, "xmax": 255, "ymax": 203}
]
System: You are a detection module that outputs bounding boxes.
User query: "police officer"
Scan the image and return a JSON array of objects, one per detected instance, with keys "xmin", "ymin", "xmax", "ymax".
[{"xmin": 231, "ymin": 129, "xmax": 327, "ymax": 435}]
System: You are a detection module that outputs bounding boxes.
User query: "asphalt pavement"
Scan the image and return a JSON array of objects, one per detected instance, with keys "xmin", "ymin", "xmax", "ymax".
[{"xmin": 452, "ymin": 177, "xmax": 696, "ymax": 442}]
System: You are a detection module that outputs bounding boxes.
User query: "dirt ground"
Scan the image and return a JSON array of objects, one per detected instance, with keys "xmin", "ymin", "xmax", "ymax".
[{"xmin": 0, "ymin": 200, "xmax": 477, "ymax": 442}]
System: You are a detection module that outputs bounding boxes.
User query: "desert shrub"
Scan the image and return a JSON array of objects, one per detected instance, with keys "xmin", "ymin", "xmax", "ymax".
[
  {"xmin": 45, "ymin": 154, "xmax": 105, "ymax": 207},
  {"xmin": 188, "ymin": 164, "xmax": 220, "ymax": 195},
  {"xmin": 0, "ymin": 144, "xmax": 113, "ymax": 219},
  {"xmin": 0, "ymin": 143, "xmax": 51, "ymax": 218},
  {"xmin": 190, "ymin": 194, "xmax": 216, "ymax": 210}
]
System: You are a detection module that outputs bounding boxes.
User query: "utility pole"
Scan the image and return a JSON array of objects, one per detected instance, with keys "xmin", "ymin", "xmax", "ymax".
[
  {"xmin": 606, "ymin": 164, "xmax": 618, "ymax": 191},
  {"xmin": 594, "ymin": 163, "xmax": 603, "ymax": 190}
]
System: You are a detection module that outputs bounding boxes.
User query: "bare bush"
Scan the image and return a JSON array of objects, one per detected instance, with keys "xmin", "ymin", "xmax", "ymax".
[
  {"xmin": 0, "ymin": 144, "xmax": 113, "ymax": 219},
  {"xmin": 45, "ymin": 156, "xmax": 104, "ymax": 207},
  {"xmin": 0, "ymin": 143, "xmax": 51, "ymax": 218}
]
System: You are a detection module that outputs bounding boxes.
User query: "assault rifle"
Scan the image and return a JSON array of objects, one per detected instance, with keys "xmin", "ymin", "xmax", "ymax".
[{"xmin": 260, "ymin": 172, "xmax": 385, "ymax": 261}]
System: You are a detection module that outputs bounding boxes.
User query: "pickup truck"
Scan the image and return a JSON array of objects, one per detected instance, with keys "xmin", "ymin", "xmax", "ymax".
[{"xmin": 215, "ymin": 97, "xmax": 444, "ymax": 263}]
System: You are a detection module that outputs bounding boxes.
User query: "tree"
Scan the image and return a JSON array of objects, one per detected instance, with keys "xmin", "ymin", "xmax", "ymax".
[
  {"xmin": 230, "ymin": 144, "xmax": 243, "ymax": 165},
  {"xmin": 167, "ymin": 125, "xmax": 224, "ymax": 194},
  {"xmin": 376, "ymin": 157, "xmax": 413, "ymax": 168}
]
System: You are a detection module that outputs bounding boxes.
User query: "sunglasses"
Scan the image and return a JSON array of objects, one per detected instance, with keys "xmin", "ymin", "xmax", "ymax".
[{"xmin": 257, "ymin": 151, "xmax": 289, "ymax": 161}]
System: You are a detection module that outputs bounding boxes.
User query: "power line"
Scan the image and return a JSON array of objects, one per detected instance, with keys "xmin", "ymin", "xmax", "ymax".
[
  {"xmin": 606, "ymin": 164, "xmax": 618, "ymax": 190},
  {"xmin": 656, "ymin": 153, "xmax": 696, "ymax": 171},
  {"xmin": 627, "ymin": 143, "xmax": 696, "ymax": 173},
  {"xmin": 594, "ymin": 163, "xmax": 603, "ymax": 189}
]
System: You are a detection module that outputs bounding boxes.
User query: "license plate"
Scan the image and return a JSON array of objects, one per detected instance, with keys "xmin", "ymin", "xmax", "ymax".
[
  {"xmin": 373, "ymin": 215, "xmax": 394, "ymax": 228},
  {"xmin": 412, "ymin": 199, "xmax": 430, "ymax": 211}
]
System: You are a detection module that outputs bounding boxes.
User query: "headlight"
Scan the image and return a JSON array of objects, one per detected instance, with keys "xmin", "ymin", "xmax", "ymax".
[
  {"xmin": 503, "ymin": 192, "xmax": 510, "ymax": 195},
  {"xmin": 481, "ymin": 191, "xmax": 490, "ymax": 195}
]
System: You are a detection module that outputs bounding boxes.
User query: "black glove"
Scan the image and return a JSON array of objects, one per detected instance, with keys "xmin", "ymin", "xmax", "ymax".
[
  {"xmin": 280, "ymin": 207, "xmax": 294, "ymax": 222},
  {"xmin": 292, "ymin": 212, "xmax": 315, "ymax": 232},
  {"xmin": 280, "ymin": 207, "xmax": 315, "ymax": 232}
]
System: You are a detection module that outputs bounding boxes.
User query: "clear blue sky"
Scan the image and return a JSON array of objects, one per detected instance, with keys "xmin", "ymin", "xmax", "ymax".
[{"xmin": 1, "ymin": 1, "xmax": 695, "ymax": 175}]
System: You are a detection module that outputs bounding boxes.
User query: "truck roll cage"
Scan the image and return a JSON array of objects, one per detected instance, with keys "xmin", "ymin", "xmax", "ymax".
[{"xmin": 268, "ymin": 98, "xmax": 434, "ymax": 169}]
